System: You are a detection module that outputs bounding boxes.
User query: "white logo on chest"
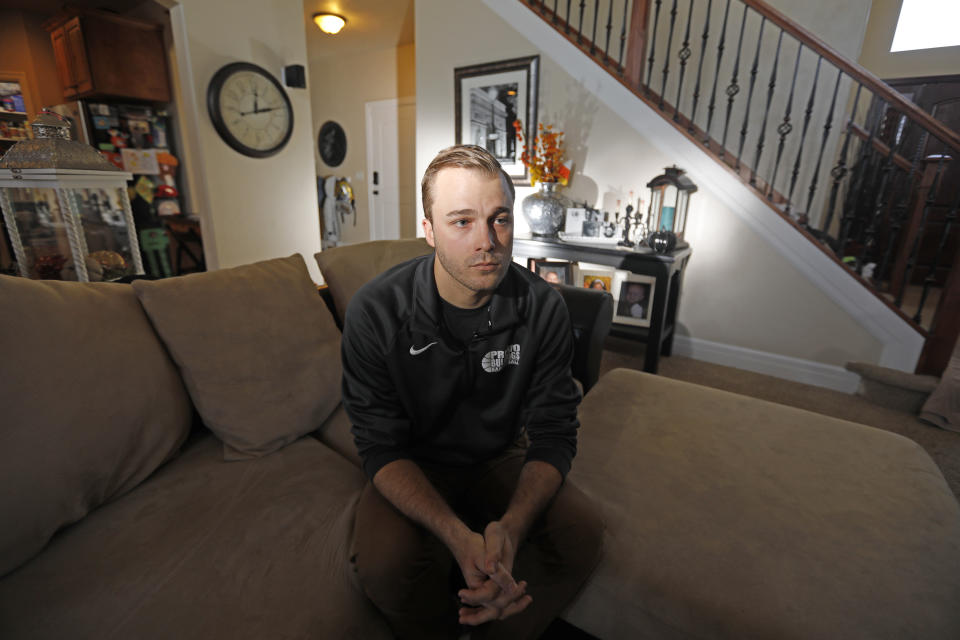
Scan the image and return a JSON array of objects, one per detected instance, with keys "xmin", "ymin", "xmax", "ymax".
[{"xmin": 481, "ymin": 344, "xmax": 521, "ymax": 373}]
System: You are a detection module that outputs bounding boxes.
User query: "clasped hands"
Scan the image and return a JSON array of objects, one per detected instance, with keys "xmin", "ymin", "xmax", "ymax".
[{"xmin": 453, "ymin": 520, "xmax": 532, "ymax": 626}]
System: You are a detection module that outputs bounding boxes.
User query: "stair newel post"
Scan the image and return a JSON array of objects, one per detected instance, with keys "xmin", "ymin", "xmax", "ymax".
[
  {"xmin": 821, "ymin": 83, "xmax": 862, "ymax": 238},
  {"xmin": 837, "ymin": 94, "xmax": 888, "ymax": 258},
  {"xmin": 624, "ymin": 0, "xmax": 651, "ymax": 87},
  {"xmin": 688, "ymin": 0, "xmax": 712, "ymax": 133},
  {"xmin": 768, "ymin": 41, "xmax": 802, "ymax": 198},
  {"xmin": 673, "ymin": 0, "xmax": 695, "ymax": 122},
  {"xmin": 705, "ymin": 0, "xmax": 731, "ymax": 146},
  {"xmin": 720, "ymin": 3, "xmax": 748, "ymax": 157},
  {"xmin": 659, "ymin": 0, "xmax": 680, "ymax": 110},
  {"xmin": 590, "ymin": 0, "xmax": 599, "ymax": 54},
  {"xmin": 619, "ymin": 0, "xmax": 630, "ymax": 71},
  {"xmin": 604, "ymin": 0, "xmax": 615, "ymax": 57},
  {"xmin": 785, "ymin": 55, "xmax": 821, "ymax": 215},
  {"xmin": 893, "ymin": 154, "xmax": 949, "ymax": 305},
  {"xmin": 737, "ymin": 15, "xmax": 766, "ymax": 171},
  {"xmin": 916, "ymin": 186, "xmax": 960, "ymax": 375},
  {"xmin": 804, "ymin": 67, "xmax": 844, "ymax": 220},
  {"xmin": 750, "ymin": 27, "xmax": 782, "ymax": 185},
  {"xmin": 646, "ymin": 0, "xmax": 663, "ymax": 95}
]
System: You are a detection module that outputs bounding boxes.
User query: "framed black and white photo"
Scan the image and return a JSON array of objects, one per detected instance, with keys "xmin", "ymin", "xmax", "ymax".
[
  {"xmin": 528, "ymin": 258, "xmax": 573, "ymax": 285},
  {"xmin": 454, "ymin": 55, "xmax": 539, "ymax": 185},
  {"xmin": 613, "ymin": 272, "xmax": 656, "ymax": 327}
]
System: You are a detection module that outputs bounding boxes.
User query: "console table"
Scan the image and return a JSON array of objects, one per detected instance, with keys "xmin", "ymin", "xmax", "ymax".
[{"xmin": 514, "ymin": 237, "xmax": 692, "ymax": 374}]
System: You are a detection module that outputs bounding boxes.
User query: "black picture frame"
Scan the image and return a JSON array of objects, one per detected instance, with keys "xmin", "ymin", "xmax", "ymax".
[
  {"xmin": 318, "ymin": 120, "xmax": 347, "ymax": 167},
  {"xmin": 454, "ymin": 55, "xmax": 539, "ymax": 186},
  {"xmin": 528, "ymin": 258, "xmax": 573, "ymax": 285}
]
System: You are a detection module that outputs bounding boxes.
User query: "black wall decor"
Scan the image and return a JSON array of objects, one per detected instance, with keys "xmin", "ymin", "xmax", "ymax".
[{"xmin": 318, "ymin": 120, "xmax": 347, "ymax": 167}]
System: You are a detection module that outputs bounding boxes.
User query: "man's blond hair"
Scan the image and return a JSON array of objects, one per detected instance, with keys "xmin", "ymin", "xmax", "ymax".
[{"xmin": 421, "ymin": 144, "xmax": 515, "ymax": 221}]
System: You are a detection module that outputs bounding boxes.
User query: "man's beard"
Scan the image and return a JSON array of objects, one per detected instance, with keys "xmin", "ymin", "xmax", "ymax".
[{"xmin": 434, "ymin": 244, "xmax": 509, "ymax": 300}]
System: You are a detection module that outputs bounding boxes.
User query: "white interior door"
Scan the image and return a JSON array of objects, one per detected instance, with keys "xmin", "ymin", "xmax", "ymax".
[{"xmin": 366, "ymin": 99, "xmax": 401, "ymax": 241}]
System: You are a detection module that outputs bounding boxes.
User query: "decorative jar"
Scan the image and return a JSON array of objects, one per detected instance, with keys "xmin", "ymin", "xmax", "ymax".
[{"xmin": 521, "ymin": 181, "xmax": 571, "ymax": 238}]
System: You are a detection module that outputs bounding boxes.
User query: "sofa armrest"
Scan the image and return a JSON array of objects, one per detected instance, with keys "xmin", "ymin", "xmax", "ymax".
[{"xmin": 552, "ymin": 284, "xmax": 612, "ymax": 394}]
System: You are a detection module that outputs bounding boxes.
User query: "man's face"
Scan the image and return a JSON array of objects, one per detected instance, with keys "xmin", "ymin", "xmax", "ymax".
[{"xmin": 422, "ymin": 167, "xmax": 514, "ymax": 308}]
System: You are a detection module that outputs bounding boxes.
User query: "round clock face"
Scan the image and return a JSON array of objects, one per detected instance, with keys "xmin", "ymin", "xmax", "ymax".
[{"xmin": 207, "ymin": 62, "xmax": 293, "ymax": 158}]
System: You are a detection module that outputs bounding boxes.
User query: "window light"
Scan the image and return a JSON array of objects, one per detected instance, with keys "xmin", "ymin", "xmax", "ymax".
[{"xmin": 890, "ymin": 0, "xmax": 960, "ymax": 52}]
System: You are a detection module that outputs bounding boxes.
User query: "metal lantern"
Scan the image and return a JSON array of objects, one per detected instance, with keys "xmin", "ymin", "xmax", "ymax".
[
  {"xmin": 646, "ymin": 165, "xmax": 697, "ymax": 242},
  {"xmin": 0, "ymin": 110, "xmax": 143, "ymax": 281}
]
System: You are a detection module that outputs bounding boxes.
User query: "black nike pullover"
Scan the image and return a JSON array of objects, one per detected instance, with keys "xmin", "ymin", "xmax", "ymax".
[{"xmin": 341, "ymin": 253, "xmax": 581, "ymax": 481}]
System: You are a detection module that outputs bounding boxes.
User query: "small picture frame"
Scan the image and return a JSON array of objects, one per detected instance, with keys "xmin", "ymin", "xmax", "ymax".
[
  {"xmin": 613, "ymin": 271, "xmax": 656, "ymax": 327},
  {"xmin": 576, "ymin": 263, "xmax": 615, "ymax": 293},
  {"xmin": 528, "ymin": 258, "xmax": 573, "ymax": 285},
  {"xmin": 564, "ymin": 207, "xmax": 586, "ymax": 235}
]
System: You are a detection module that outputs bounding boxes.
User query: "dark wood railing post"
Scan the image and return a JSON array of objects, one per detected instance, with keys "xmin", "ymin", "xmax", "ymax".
[
  {"xmin": 917, "ymin": 253, "xmax": 960, "ymax": 375},
  {"xmin": 890, "ymin": 155, "xmax": 951, "ymax": 298},
  {"xmin": 624, "ymin": 0, "xmax": 651, "ymax": 88}
]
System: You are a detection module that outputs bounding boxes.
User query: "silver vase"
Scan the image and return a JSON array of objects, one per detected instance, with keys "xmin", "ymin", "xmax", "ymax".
[{"xmin": 521, "ymin": 182, "xmax": 571, "ymax": 237}]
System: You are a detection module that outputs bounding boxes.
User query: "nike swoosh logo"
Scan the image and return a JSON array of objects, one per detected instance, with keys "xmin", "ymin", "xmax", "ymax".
[{"xmin": 409, "ymin": 341, "xmax": 438, "ymax": 356}]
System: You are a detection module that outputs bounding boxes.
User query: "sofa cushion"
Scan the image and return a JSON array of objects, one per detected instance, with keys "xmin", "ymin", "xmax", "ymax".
[
  {"xmin": 565, "ymin": 368, "xmax": 960, "ymax": 640},
  {"xmin": 315, "ymin": 238, "xmax": 432, "ymax": 325},
  {"xmin": 316, "ymin": 403, "xmax": 363, "ymax": 468},
  {"xmin": 0, "ymin": 275, "xmax": 192, "ymax": 578},
  {"xmin": 0, "ymin": 435, "xmax": 392, "ymax": 640},
  {"xmin": 132, "ymin": 255, "xmax": 342, "ymax": 460}
]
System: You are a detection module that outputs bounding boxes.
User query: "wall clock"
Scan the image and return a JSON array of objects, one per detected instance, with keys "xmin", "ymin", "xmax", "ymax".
[
  {"xmin": 207, "ymin": 62, "xmax": 293, "ymax": 158},
  {"xmin": 317, "ymin": 120, "xmax": 346, "ymax": 167}
]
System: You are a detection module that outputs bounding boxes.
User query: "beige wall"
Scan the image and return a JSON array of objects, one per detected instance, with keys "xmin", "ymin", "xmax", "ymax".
[
  {"xmin": 416, "ymin": 0, "xmax": 884, "ymax": 367},
  {"xmin": 168, "ymin": 0, "xmax": 322, "ymax": 281},
  {"xmin": 309, "ymin": 42, "xmax": 417, "ymax": 244},
  {"xmin": 859, "ymin": 0, "xmax": 960, "ymax": 79}
]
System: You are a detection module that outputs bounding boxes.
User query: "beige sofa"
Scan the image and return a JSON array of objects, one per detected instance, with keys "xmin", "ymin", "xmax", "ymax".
[{"xmin": 2, "ymin": 239, "xmax": 960, "ymax": 640}]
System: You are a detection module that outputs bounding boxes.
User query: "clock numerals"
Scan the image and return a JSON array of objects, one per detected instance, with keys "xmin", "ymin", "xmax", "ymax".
[{"xmin": 208, "ymin": 62, "xmax": 294, "ymax": 158}]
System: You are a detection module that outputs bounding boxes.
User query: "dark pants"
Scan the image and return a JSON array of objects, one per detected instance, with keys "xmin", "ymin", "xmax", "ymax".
[{"xmin": 350, "ymin": 446, "xmax": 605, "ymax": 640}]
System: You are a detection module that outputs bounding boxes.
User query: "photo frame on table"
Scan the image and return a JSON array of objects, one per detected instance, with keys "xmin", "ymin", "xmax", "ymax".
[
  {"xmin": 613, "ymin": 271, "xmax": 656, "ymax": 327},
  {"xmin": 528, "ymin": 258, "xmax": 574, "ymax": 285},
  {"xmin": 454, "ymin": 55, "xmax": 539, "ymax": 186},
  {"xmin": 575, "ymin": 263, "xmax": 616, "ymax": 294}
]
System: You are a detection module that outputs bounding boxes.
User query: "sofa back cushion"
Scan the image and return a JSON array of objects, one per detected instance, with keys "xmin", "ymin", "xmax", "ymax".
[
  {"xmin": 131, "ymin": 255, "xmax": 342, "ymax": 460},
  {"xmin": 315, "ymin": 238, "xmax": 432, "ymax": 326},
  {"xmin": 0, "ymin": 275, "xmax": 193, "ymax": 578}
]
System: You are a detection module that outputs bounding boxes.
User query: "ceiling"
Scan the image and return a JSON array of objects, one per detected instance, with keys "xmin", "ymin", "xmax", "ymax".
[
  {"xmin": 6, "ymin": 0, "xmax": 415, "ymax": 58},
  {"xmin": 303, "ymin": 0, "xmax": 414, "ymax": 59}
]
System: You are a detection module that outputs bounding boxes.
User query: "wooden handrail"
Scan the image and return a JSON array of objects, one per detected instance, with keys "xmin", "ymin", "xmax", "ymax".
[{"xmin": 743, "ymin": 0, "xmax": 960, "ymax": 155}]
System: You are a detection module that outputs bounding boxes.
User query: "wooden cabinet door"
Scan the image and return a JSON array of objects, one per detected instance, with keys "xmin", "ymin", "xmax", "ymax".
[
  {"xmin": 50, "ymin": 25, "xmax": 76, "ymax": 97},
  {"xmin": 64, "ymin": 17, "xmax": 93, "ymax": 96}
]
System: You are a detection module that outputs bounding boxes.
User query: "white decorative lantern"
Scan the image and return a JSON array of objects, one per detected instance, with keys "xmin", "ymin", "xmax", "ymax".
[{"xmin": 0, "ymin": 111, "xmax": 142, "ymax": 281}]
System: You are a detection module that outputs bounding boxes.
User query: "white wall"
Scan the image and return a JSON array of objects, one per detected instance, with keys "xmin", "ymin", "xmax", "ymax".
[
  {"xmin": 309, "ymin": 43, "xmax": 417, "ymax": 244},
  {"xmin": 167, "ymin": 0, "xmax": 322, "ymax": 281},
  {"xmin": 416, "ymin": 0, "xmax": 914, "ymax": 381}
]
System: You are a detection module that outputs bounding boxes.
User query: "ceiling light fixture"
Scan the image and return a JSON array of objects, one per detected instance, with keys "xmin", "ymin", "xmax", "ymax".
[{"xmin": 313, "ymin": 13, "xmax": 347, "ymax": 35}]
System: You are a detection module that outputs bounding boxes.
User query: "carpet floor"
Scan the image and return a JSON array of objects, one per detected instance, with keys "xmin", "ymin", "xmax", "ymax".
[{"xmin": 599, "ymin": 336, "xmax": 960, "ymax": 501}]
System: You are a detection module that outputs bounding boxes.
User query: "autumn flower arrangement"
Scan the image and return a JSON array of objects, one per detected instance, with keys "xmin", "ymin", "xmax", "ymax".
[{"xmin": 513, "ymin": 120, "xmax": 571, "ymax": 187}]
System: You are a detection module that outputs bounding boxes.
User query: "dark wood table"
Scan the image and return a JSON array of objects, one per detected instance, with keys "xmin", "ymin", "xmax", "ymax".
[{"xmin": 514, "ymin": 236, "xmax": 692, "ymax": 374}]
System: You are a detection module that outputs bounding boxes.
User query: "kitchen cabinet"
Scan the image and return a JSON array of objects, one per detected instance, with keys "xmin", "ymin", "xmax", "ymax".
[{"xmin": 46, "ymin": 11, "xmax": 170, "ymax": 103}]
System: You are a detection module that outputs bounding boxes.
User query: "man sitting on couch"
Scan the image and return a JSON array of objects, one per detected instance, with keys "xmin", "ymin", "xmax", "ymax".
[{"xmin": 341, "ymin": 144, "xmax": 604, "ymax": 639}]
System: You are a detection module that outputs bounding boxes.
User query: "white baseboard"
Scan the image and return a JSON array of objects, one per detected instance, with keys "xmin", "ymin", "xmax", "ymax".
[{"xmin": 671, "ymin": 335, "xmax": 860, "ymax": 393}]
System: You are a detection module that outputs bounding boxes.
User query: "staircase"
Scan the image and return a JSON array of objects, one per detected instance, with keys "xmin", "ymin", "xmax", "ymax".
[{"xmin": 513, "ymin": 0, "xmax": 960, "ymax": 376}]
